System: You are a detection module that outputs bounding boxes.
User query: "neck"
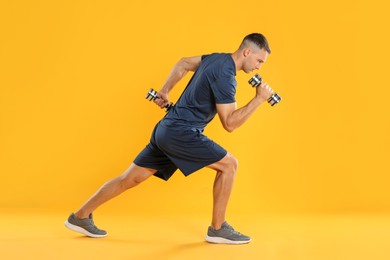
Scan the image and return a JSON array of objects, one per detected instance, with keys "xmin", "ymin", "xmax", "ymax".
[{"xmin": 231, "ymin": 50, "xmax": 243, "ymax": 72}]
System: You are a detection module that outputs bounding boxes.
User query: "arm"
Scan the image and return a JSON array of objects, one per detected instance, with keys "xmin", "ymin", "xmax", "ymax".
[
  {"xmin": 216, "ymin": 81, "xmax": 273, "ymax": 132},
  {"xmin": 155, "ymin": 56, "xmax": 202, "ymax": 108}
]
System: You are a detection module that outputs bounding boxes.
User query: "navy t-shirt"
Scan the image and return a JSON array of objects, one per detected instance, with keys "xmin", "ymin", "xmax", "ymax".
[{"xmin": 162, "ymin": 53, "xmax": 237, "ymax": 130}]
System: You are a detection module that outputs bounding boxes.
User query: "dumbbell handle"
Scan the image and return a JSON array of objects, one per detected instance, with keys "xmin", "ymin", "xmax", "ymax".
[
  {"xmin": 145, "ymin": 88, "xmax": 174, "ymax": 112},
  {"xmin": 248, "ymin": 74, "xmax": 282, "ymax": 106}
]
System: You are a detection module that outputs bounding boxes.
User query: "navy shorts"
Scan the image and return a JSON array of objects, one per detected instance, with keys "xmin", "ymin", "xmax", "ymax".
[{"xmin": 134, "ymin": 121, "xmax": 227, "ymax": 181}]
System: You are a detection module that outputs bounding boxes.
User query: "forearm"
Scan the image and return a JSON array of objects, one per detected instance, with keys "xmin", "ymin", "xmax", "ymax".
[
  {"xmin": 225, "ymin": 96, "xmax": 266, "ymax": 132},
  {"xmin": 159, "ymin": 57, "xmax": 201, "ymax": 94},
  {"xmin": 159, "ymin": 60, "xmax": 190, "ymax": 94}
]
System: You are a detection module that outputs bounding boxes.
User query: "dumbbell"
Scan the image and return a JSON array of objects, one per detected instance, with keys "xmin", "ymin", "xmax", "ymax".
[
  {"xmin": 145, "ymin": 88, "xmax": 174, "ymax": 112},
  {"xmin": 248, "ymin": 74, "xmax": 282, "ymax": 106}
]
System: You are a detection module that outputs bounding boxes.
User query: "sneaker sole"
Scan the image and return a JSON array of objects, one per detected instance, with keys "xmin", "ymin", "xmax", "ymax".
[
  {"xmin": 64, "ymin": 220, "xmax": 107, "ymax": 238},
  {"xmin": 205, "ymin": 235, "xmax": 251, "ymax": 244}
]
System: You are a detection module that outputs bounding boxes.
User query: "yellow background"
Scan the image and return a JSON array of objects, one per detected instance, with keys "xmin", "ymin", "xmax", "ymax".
[{"xmin": 1, "ymin": 0, "xmax": 389, "ymax": 217}]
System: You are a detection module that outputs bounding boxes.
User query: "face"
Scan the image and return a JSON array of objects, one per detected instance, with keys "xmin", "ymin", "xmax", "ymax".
[{"xmin": 242, "ymin": 46, "xmax": 268, "ymax": 73}]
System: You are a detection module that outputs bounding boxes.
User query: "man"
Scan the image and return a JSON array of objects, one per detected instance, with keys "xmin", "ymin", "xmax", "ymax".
[{"xmin": 65, "ymin": 33, "xmax": 274, "ymax": 244}]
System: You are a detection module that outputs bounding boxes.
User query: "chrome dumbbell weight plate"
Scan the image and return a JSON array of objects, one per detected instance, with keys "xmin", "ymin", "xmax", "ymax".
[
  {"xmin": 145, "ymin": 88, "xmax": 173, "ymax": 112},
  {"xmin": 248, "ymin": 74, "xmax": 282, "ymax": 106}
]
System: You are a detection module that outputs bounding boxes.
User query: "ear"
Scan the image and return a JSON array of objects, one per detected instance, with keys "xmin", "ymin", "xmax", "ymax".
[{"xmin": 243, "ymin": 47, "xmax": 251, "ymax": 57}]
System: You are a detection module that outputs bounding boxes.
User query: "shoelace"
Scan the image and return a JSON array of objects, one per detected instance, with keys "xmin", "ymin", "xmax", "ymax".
[
  {"xmin": 223, "ymin": 223, "xmax": 243, "ymax": 235},
  {"xmin": 86, "ymin": 215, "xmax": 102, "ymax": 231}
]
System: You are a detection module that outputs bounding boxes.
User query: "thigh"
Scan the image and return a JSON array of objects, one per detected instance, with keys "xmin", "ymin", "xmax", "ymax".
[
  {"xmin": 155, "ymin": 125, "xmax": 227, "ymax": 176},
  {"xmin": 133, "ymin": 125, "xmax": 178, "ymax": 181}
]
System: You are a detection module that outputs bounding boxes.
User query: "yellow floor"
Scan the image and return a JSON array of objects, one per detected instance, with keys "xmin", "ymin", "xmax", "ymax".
[{"xmin": 0, "ymin": 209, "xmax": 389, "ymax": 260}]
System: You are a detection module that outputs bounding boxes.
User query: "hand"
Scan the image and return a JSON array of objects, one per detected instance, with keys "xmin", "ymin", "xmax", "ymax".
[
  {"xmin": 154, "ymin": 90, "xmax": 169, "ymax": 109},
  {"xmin": 256, "ymin": 81, "xmax": 274, "ymax": 101}
]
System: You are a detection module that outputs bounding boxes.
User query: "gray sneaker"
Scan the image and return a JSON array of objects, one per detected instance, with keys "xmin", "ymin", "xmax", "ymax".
[
  {"xmin": 64, "ymin": 213, "xmax": 107, "ymax": 238},
  {"xmin": 205, "ymin": 221, "xmax": 251, "ymax": 244}
]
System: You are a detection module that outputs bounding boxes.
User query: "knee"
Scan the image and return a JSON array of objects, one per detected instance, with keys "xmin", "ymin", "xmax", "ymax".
[
  {"xmin": 118, "ymin": 173, "xmax": 143, "ymax": 189},
  {"xmin": 229, "ymin": 155, "xmax": 238, "ymax": 171},
  {"xmin": 118, "ymin": 165, "xmax": 155, "ymax": 189},
  {"xmin": 224, "ymin": 154, "xmax": 238, "ymax": 174}
]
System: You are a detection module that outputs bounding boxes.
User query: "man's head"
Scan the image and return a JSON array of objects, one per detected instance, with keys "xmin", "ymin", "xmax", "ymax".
[{"xmin": 237, "ymin": 33, "xmax": 271, "ymax": 73}]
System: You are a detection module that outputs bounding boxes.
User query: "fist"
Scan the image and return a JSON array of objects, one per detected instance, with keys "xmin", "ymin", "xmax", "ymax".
[
  {"xmin": 256, "ymin": 81, "xmax": 273, "ymax": 101},
  {"xmin": 154, "ymin": 91, "xmax": 169, "ymax": 109}
]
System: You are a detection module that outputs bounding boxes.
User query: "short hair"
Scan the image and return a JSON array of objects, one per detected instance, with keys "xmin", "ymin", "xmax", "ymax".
[{"xmin": 240, "ymin": 33, "xmax": 271, "ymax": 54}]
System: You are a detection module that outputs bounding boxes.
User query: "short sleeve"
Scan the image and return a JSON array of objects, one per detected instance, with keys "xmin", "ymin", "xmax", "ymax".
[{"xmin": 210, "ymin": 76, "xmax": 236, "ymax": 104}]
